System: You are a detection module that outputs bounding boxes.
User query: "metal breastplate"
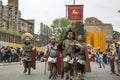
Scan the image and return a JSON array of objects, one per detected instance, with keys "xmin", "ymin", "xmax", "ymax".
[
  {"xmin": 23, "ymin": 44, "xmax": 32, "ymax": 52},
  {"xmin": 76, "ymin": 43, "xmax": 86, "ymax": 60},
  {"xmin": 48, "ymin": 44, "xmax": 57, "ymax": 57},
  {"xmin": 64, "ymin": 40, "xmax": 75, "ymax": 55}
]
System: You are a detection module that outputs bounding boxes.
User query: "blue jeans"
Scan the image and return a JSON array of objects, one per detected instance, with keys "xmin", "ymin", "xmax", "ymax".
[
  {"xmin": 109, "ymin": 59, "xmax": 115, "ymax": 73},
  {"xmin": 98, "ymin": 58, "xmax": 105, "ymax": 68}
]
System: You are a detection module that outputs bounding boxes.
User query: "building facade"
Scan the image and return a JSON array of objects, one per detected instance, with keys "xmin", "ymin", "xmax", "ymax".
[
  {"xmin": 40, "ymin": 22, "xmax": 52, "ymax": 46},
  {"xmin": 0, "ymin": 0, "xmax": 34, "ymax": 34},
  {"xmin": 0, "ymin": 0, "xmax": 2, "ymax": 27},
  {"xmin": 84, "ymin": 17, "xmax": 113, "ymax": 40},
  {"xmin": 20, "ymin": 19, "xmax": 34, "ymax": 34},
  {"xmin": 0, "ymin": 0, "xmax": 37, "ymax": 47}
]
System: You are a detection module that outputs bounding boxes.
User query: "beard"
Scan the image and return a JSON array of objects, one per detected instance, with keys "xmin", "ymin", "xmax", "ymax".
[
  {"xmin": 24, "ymin": 42, "xmax": 30, "ymax": 45},
  {"xmin": 67, "ymin": 35, "xmax": 73, "ymax": 40}
]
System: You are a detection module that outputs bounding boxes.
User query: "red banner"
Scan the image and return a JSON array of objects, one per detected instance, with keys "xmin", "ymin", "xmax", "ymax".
[{"xmin": 67, "ymin": 5, "xmax": 83, "ymax": 22}]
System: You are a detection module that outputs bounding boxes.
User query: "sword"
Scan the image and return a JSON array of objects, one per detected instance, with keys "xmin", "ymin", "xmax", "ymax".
[{"xmin": 44, "ymin": 59, "xmax": 47, "ymax": 75}]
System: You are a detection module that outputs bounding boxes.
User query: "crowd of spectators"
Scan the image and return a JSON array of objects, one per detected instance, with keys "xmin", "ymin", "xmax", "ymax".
[{"xmin": 0, "ymin": 46, "xmax": 45, "ymax": 63}]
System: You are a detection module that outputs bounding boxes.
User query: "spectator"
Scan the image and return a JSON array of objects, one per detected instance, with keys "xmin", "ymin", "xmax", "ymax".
[{"xmin": 96, "ymin": 48, "xmax": 105, "ymax": 68}]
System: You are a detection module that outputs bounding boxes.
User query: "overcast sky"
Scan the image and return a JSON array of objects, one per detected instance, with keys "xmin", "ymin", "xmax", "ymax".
[{"xmin": 3, "ymin": 0, "xmax": 120, "ymax": 33}]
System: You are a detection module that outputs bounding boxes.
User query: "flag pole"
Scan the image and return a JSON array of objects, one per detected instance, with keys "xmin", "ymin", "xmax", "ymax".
[{"xmin": 73, "ymin": 0, "xmax": 75, "ymax": 5}]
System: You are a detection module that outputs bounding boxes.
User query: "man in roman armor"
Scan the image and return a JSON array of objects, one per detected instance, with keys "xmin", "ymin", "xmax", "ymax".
[
  {"xmin": 74, "ymin": 35, "xmax": 86, "ymax": 80},
  {"xmin": 45, "ymin": 36, "xmax": 58, "ymax": 79},
  {"xmin": 61, "ymin": 29, "xmax": 77, "ymax": 80},
  {"xmin": 21, "ymin": 33, "xmax": 34, "ymax": 75}
]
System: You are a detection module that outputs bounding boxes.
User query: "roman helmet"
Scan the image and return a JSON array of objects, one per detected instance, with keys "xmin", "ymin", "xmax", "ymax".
[
  {"xmin": 49, "ymin": 36, "xmax": 56, "ymax": 42},
  {"xmin": 117, "ymin": 41, "xmax": 120, "ymax": 45},
  {"xmin": 21, "ymin": 32, "xmax": 33, "ymax": 41}
]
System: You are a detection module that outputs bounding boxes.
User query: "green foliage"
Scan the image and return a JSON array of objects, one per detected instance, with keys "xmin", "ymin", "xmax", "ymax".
[
  {"xmin": 51, "ymin": 18, "xmax": 71, "ymax": 42},
  {"xmin": 51, "ymin": 18, "xmax": 86, "ymax": 42},
  {"xmin": 113, "ymin": 31, "xmax": 120, "ymax": 41},
  {"xmin": 72, "ymin": 22, "xmax": 86, "ymax": 40},
  {"xmin": 0, "ymin": 29, "xmax": 21, "ymax": 36}
]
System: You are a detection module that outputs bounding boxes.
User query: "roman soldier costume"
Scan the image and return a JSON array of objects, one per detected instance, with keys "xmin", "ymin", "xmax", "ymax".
[
  {"xmin": 74, "ymin": 35, "xmax": 86, "ymax": 80},
  {"xmin": 45, "ymin": 36, "xmax": 58, "ymax": 79},
  {"xmin": 61, "ymin": 29, "xmax": 77, "ymax": 80},
  {"xmin": 21, "ymin": 33, "xmax": 34, "ymax": 75}
]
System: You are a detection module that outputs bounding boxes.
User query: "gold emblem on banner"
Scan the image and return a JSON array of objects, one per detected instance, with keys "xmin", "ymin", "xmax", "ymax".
[{"xmin": 72, "ymin": 10, "xmax": 79, "ymax": 15}]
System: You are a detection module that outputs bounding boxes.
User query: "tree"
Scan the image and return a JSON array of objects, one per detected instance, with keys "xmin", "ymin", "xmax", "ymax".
[
  {"xmin": 72, "ymin": 22, "xmax": 86, "ymax": 40},
  {"xmin": 113, "ymin": 31, "xmax": 120, "ymax": 41},
  {"xmin": 51, "ymin": 18, "xmax": 71, "ymax": 42},
  {"xmin": 51, "ymin": 18, "xmax": 86, "ymax": 42}
]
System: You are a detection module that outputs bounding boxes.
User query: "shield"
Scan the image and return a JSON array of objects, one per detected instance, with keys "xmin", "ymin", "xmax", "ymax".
[
  {"xmin": 57, "ymin": 51, "xmax": 62, "ymax": 74},
  {"xmin": 31, "ymin": 48, "xmax": 37, "ymax": 69},
  {"xmin": 85, "ymin": 48, "xmax": 91, "ymax": 72}
]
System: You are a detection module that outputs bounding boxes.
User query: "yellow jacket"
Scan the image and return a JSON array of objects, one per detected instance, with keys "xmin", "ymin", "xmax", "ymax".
[{"xmin": 112, "ymin": 48, "xmax": 118, "ymax": 60}]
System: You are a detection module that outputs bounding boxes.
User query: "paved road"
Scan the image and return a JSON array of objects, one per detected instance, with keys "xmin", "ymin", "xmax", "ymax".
[
  {"xmin": 0, "ymin": 62, "xmax": 51, "ymax": 80},
  {"xmin": 84, "ymin": 62, "xmax": 120, "ymax": 80},
  {"xmin": 0, "ymin": 62, "xmax": 120, "ymax": 80}
]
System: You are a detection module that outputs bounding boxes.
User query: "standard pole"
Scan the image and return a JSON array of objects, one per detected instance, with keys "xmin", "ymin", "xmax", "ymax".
[
  {"xmin": 73, "ymin": 0, "xmax": 75, "ymax": 5},
  {"xmin": 65, "ymin": 5, "xmax": 67, "ymax": 18}
]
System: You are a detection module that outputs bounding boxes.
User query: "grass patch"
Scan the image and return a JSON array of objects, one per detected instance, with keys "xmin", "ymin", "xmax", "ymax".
[{"xmin": 0, "ymin": 28, "xmax": 21, "ymax": 36}]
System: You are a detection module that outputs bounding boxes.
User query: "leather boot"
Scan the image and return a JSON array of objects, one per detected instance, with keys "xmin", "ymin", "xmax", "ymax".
[
  {"xmin": 49, "ymin": 72, "xmax": 53, "ymax": 79},
  {"xmin": 28, "ymin": 70, "xmax": 31, "ymax": 75},
  {"xmin": 23, "ymin": 61, "xmax": 27, "ymax": 73},
  {"xmin": 23, "ymin": 69, "xmax": 27, "ymax": 73},
  {"xmin": 28, "ymin": 62, "xmax": 31, "ymax": 75}
]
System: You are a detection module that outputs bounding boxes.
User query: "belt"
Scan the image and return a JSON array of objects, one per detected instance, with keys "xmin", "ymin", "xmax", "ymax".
[
  {"xmin": 50, "ymin": 56, "xmax": 57, "ymax": 58},
  {"xmin": 25, "ymin": 51, "xmax": 32, "ymax": 52}
]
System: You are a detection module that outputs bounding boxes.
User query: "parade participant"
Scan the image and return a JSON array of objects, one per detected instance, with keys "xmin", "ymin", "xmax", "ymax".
[
  {"xmin": 21, "ymin": 33, "xmax": 34, "ymax": 75},
  {"xmin": 116, "ymin": 42, "xmax": 120, "ymax": 75},
  {"xmin": 96, "ymin": 48, "xmax": 105, "ymax": 68},
  {"xmin": 61, "ymin": 29, "xmax": 77, "ymax": 80},
  {"xmin": 45, "ymin": 36, "xmax": 58, "ymax": 79},
  {"xmin": 109, "ymin": 44, "xmax": 115, "ymax": 74},
  {"xmin": 74, "ymin": 35, "xmax": 86, "ymax": 80}
]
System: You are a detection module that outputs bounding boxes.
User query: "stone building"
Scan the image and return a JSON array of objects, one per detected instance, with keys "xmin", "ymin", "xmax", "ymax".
[
  {"xmin": 20, "ymin": 18, "xmax": 34, "ymax": 35},
  {"xmin": 0, "ymin": 0, "xmax": 34, "ymax": 34},
  {"xmin": 0, "ymin": 0, "xmax": 2, "ymax": 27},
  {"xmin": 40, "ymin": 22, "xmax": 52, "ymax": 46},
  {"xmin": 8, "ymin": 0, "xmax": 18, "ymax": 11},
  {"xmin": 84, "ymin": 17, "xmax": 113, "ymax": 40},
  {"xmin": 0, "ymin": 0, "xmax": 36, "ymax": 47}
]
